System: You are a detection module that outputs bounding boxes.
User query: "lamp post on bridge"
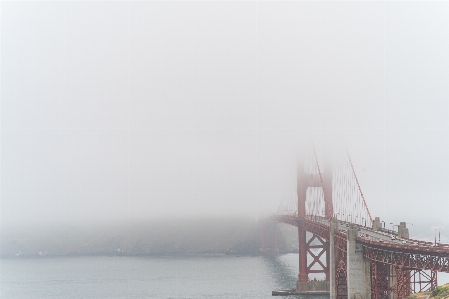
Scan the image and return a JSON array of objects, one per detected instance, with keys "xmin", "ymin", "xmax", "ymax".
[{"xmin": 433, "ymin": 228, "xmax": 440, "ymax": 246}]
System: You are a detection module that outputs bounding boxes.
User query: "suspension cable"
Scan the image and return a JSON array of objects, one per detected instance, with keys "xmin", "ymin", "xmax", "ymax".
[{"xmin": 345, "ymin": 147, "xmax": 373, "ymax": 223}]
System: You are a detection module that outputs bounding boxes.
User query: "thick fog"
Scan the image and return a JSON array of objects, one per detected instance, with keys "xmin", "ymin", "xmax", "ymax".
[{"xmin": 2, "ymin": 2, "xmax": 449, "ymax": 230}]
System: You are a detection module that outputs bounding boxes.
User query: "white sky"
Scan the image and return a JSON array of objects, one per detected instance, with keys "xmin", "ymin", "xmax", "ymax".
[{"xmin": 1, "ymin": 1, "xmax": 449, "ymax": 228}]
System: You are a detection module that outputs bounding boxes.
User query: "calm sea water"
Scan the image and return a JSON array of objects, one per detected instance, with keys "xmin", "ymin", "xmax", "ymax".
[
  {"xmin": 2, "ymin": 254, "xmax": 447, "ymax": 299},
  {"xmin": 0, "ymin": 253, "xmax": 317, "ymax": 299}
]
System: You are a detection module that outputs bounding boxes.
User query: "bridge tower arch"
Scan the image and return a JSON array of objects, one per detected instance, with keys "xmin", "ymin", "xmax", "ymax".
[{"xmin": 296, "ymin": 154, "xmax": 333, "ymax": 291}]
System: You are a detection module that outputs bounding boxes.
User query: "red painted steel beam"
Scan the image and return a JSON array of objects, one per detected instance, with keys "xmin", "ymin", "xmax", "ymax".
[
  {"xmin": 306, "ymin": 235, "xmax": 329, "ymax": 279},
  {"xmin": 273, "ymin": 215, "xmax": 348, "ymax": 252},
  {"xmin": 362, "ymin": 245, "xmax": 449, "ymax": 272}
]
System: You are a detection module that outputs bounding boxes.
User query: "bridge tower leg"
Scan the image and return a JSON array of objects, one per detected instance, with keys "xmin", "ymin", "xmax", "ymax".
[
  {"xmin": 260, "ymin": 221, "xmax": 279, "ymax": 255},
  {"xmin": 322, "ymin": 160, "xmax": 333, "ymax": 219},
  {"xmin": 297, "ymin": 160, "xmax": 309, "ymax": 286},
  {"xmin": 330, "ymin": 218, "xmax": 339, "ymax": 299},
  {"xmin": 347, "ymin": 225, "xmax": 371, "ymax": 299},
  {"xmin": 297, "ymin": 224, "xmax": 308, "ymax": 285}
]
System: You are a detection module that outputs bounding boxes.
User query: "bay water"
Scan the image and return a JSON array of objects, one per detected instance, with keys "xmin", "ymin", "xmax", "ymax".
[
  {"xmin": 0, "ymin": 253, "xmax": 308, "ymax": 299},
  {"xmin": 3, "ymin": 254, "xmax": 447, "ymax": 299}
]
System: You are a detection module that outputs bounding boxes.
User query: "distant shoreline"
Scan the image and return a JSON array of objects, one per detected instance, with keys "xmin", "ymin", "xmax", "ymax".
[{"xmin": 0, "ymin": 217, "xmax": 299, "ymax": 258}]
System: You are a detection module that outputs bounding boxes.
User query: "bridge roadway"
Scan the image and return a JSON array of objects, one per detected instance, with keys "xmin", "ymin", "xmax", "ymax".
[
  {"xmin": 311, "ymin": 215, "xmax": 432, "ymax": 247},
  {"xmin": 275, "ymin": 214, "xmax": 449, "ymax": 272}
]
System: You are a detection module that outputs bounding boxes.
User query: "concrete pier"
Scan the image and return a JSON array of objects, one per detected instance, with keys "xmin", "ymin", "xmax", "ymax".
[
  {"xmin": 347, "ymin": 224, "xmax": 371, "ymax": 299},
  {"xmin": 297, "ymin": 280, "xmax": 330, "ymax": 292}
]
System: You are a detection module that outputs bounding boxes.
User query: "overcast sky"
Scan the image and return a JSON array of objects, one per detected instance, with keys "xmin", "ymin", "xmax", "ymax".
[{"xmin": 2, "ymin": 1, "xmax": 449, "ymax": 229}]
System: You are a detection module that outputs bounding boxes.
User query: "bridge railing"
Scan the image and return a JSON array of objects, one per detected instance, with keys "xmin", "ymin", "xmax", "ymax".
[{"xmin": 377, "ymin": 227, "xmax": 398, "ymax": 236}]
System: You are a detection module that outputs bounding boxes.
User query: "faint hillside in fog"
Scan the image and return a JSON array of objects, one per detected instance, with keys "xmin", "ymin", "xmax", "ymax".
[{"xmin": 1, "ymin": 217, "xmax": 297, "ymax": 257}]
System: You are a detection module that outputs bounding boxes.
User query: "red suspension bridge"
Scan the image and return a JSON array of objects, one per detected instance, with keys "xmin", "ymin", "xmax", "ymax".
[{"xmin": 264, "ymin": 148, "xmax": 449, "ymax": 299}]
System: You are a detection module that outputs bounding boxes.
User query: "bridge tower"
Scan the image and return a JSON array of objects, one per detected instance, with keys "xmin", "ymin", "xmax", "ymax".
[
  {"xmin": 260, "ymin": 220, "xmax": 279, "ymax": 255},
  {"xmin": 296, "ymin": 157, "xmax": 333, "ymax": 292}
]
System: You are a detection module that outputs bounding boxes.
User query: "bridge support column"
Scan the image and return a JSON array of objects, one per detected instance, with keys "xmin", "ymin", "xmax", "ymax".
[
  {"xmin": 297, "ymin": 223, "xmax": 308, "ymax": 289},
  {"xmin": 347, "ymin": 224, "xmax": 371, "ymax": 299},
  {"xmin": 330, "ymin": 218, "xmax": 338, "ymax": 299},
  {"xmin": 296, "ymin": 160, "xmax": 309, "ymax": 289}
]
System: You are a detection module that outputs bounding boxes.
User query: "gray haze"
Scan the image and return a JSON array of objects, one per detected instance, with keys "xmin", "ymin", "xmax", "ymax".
[{"xmin": 2, "ymin": 1, "xmax": 449, "ymax": 232}]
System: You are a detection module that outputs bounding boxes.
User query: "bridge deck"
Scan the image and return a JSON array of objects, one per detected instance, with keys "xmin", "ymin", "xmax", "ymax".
[{"xmin": 274, "ymin": 214, "xmax": 449, "ymax": 272}]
